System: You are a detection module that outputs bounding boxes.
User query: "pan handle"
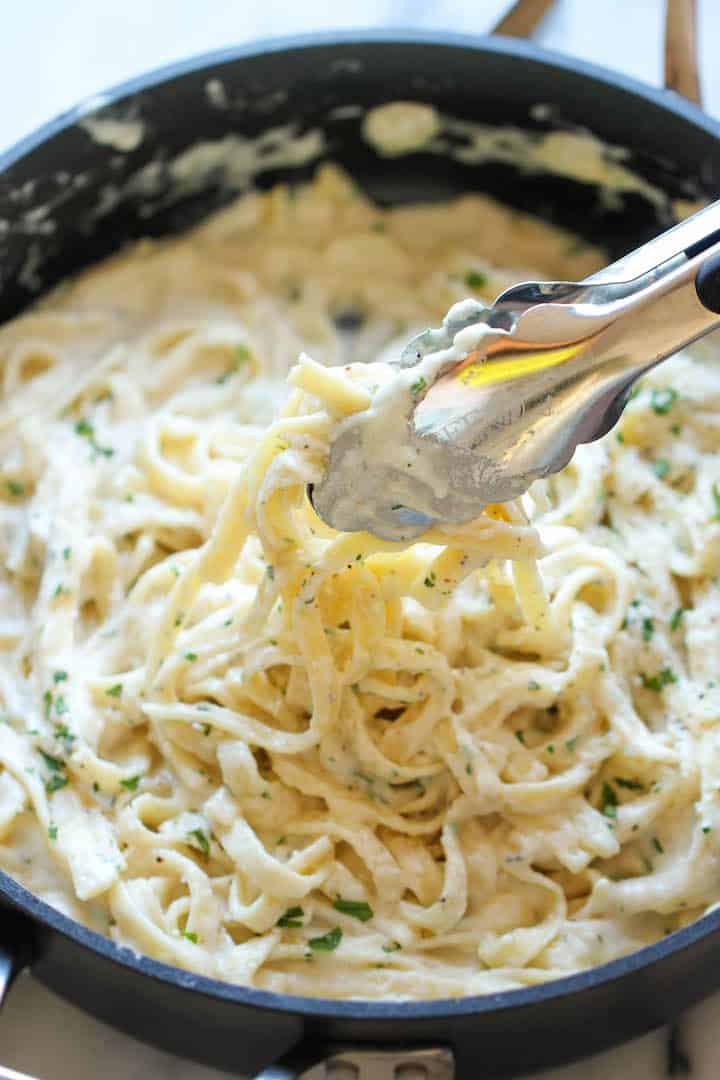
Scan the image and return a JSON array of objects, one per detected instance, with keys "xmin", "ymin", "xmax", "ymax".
[
  {"xmin": 493, "ymin": 0, "xmax": 702, "ymax": 107},
  {"xmin": 0, "ymin": 906, "xmax": 40, "ymax": 1080},
  {"xmin": 256, "ymin": 1045, "xmax": 455, "ymax": 1079},
  {"xmin": 0, "ymin": 906, "xmax": 33, "ymax": 1005}
]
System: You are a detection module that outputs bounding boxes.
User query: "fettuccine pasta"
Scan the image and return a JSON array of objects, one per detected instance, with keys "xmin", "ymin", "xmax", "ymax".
[{"xmin": 1, "ymin": 164, "xmax": 719, "ymax": 999}]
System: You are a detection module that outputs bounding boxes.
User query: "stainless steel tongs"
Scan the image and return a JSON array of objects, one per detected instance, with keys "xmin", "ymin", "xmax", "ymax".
[{"xmin": 311, "ymin": 199, "xmax": 720, "ymax": 540}]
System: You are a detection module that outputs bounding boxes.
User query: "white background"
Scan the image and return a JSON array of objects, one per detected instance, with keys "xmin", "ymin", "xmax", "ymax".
[{"xmin": 2, "ymin": 1, "xmax": 720, "ymax": 1078}]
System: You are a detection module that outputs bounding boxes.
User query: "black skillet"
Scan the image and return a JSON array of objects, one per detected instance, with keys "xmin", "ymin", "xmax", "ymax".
[{"xmin": 1, "ymin": 25, "xmax": 720, "ymax": 1080}]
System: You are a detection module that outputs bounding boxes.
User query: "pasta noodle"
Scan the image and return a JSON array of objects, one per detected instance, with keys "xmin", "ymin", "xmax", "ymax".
[{"xmin": 1, "ymin": 163, "xmax": 719, "ymax": 1000}]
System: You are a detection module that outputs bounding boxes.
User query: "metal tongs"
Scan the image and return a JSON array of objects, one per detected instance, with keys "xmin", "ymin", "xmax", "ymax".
[{"xmin": 311, "ymin": 199, "xmax": 720, "ymax": 540}]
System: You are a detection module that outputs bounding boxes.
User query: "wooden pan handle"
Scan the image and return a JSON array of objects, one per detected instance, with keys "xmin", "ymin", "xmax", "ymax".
[
  {"xmin": 494, "ymin": 0, "xmax": 703, "ymax": 110},
  {"xmin": 492, "ymin": 0, "xmax": 555, "ymax": 38},
  {"xmin": 665, "ymin": 0, "xmax": 702, "ymax": 105}
]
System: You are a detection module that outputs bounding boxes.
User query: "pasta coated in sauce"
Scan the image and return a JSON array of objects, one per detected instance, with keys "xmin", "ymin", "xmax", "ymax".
[{"xmin": 1, "ymin": 164, "xmax": 718, "ymax": 999}]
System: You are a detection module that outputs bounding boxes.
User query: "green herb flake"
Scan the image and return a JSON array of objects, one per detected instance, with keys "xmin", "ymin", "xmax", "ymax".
[
  {"xmin": 653, "ymin": 459, "xmax": 670, "ymax": 479},
  {"xmin": 106, "ymin": 684, "xmax": 123, "ymax": 698},
  {"xmin": 53, "ymin": 671, "xmax": 68, "ymax": 683},
  {"xmin": 650, "ymin": 387, "xmax": 678, "ymax": 415},
  {"xmin": 62, "ymin": 547, "xmax": 71, "ymax": 560},
  {"xmin": 74, "ymin": 417, "xmax": 114, "ymax": 457},
  {"xmin": 187, "ymin": 828, "xmax": 210, "ymax": 857},
  {"xmin": 616, "ymin": 431, "xmax": 625, "ymax": 444},
  {"xmin": 277, "ymin": 906, "xmax": 304, "ymax": 928},
  {"xmin": 40, "ymin": 751, "xmax": 65, "ymax": 773},
  {"xmin": 48, "ymin": 823, "xmax": 58, "ymax": 841},
  {"xmin": 216, "ymin": 345, "xmax": 251, "ymax": 385},
  {"xmin": 642, "ymin": 617, "xmax": 655, "ymax": 642},
  {"xmin": 184, "ymin": 652, "xmax": 198, "ymax": 662},
  {"xmin": 45, "ymin": 775, "xmax": 68, "ymax": 795},
  {"xmin": 670, "ymin": 607, "xmax": 686, "ymax": 632},
  {"xmin": 652, "ymin": 836, "xmax": 665, "ymax": 854},
  {"xmin": 464, "ymin": 269, "xmax": 488, "ymax": 290},
  {"xmin": 7, "ymin": 479, "xmax": 24, "ymax": 496},
  {"xmin": 308, "ymin": 926, "xmax": 342, "ymax": 952},
  {"xmin": 410, "ymin": 376, "xmax": 427, "ymax": 396},
  {"xmin": 601, "ymin": 781, "xmax": 618, "ymax": 819},
  {"xmin": 565, "ymin": 737, "xmax": 578, "ymax": 752},
  {"xmin": 423, "ymin": 572, "xmax": 436, "ymax": 588},
  {"xmin": 528, "ymin": 680, "xmax": 541, "ymax": 691},
  {"xmin": 641, "ymin": 667, "xmax": 678, "ymax": 692},
  {"xmin": 332, "ymin": 898, "xmax": 374, "ymax": 922},
  {"xmin": 43, "ymin": 690, "xmax": 53, "ymax": 721},
  {"xmin": 703, "ymin": 826, "xmax": 713, "ymax": 834},
  {"xmin": 120, "ymin": 775, "xmax": 141, "ymax": 792},
  {"xmin": 713, "ymin": 482, "xmax": 720, "ymax": 521},
  {"xmin": 54, "ymin": 696, "xmax": 67, "ymax": 716},
  {"xmin": 182, "ymin": 931, "xmax": 198, "ymax": 944},
  {"xmin": 382, "ymin": 941, "xmax": 402, "ymax": 953},
  {"xmin": 54, "ymin": 724, "xmax": 75, "ymax": 748},
  {"xmin": 614, "ymin": 777, "xmax": 644, "ymax": 791},
  {"xmin": 515, "ymin": 730, "xmax": 526, "ymax": 745}
]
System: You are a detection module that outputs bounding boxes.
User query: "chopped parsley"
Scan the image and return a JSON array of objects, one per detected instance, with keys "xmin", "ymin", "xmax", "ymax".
[
  {"xmin": 48, "ymin": 823, "xmax": 58, "ymax": 841},
  {"xmin": 184, "ymin": 652, "xmax": 198, "ymax": 662},
  {"xmin": 713, "ymin": 482, "xmax": 720, "ymax": 521},
  {"xmin": 54, "ymin": 724, "xmax": 75, "ymax": 749},
  {"xmin": 464, "ymin": 269, "xmax": 488, "ymax": 290},
  {"xmin": 565, "ymin": 737, "xmax": 578, "ymax": 752},
  {"xmin": 650, "ymin": 387, "xmax": 677, "ymax": 415},
  {"xmin": 54, "ymin": 695, "xmax": 67, "ymax": 716},
  {"xmin": 670, "ymin": 607, "xmax": 686, "ymax": 632},
  {"xmin": 423, "ymin": 572, "xmax": 436, "ymax": 588},
  {"xmin": 616, "ymin": 431, "xmax": 625, "ymax": 444},
  {"xmin": 120, "ymin": 775, "xmax": 141, "ymax": 792},
  {"xmin": 39, "ymin": 751, "xmax": 65, "ymax": 773},
  {"xmin": 410, "ymin": 376, "xmax": 427, "ymax": 396},
  {"xmin": 601, "ymin": 781, "xmax": 618, "ymax": 819},
  {"xmin": 332, "ymin": 898, "xmax": 374, "ymax": 922},
  {"xmin": 653, "ymin": 458, "xmax": 670, "ymax": 479},
  {"xmin": 45, "ymin": 775, "xmax": 68, "ymax": 795},
  {"xmin": 277, "ymin": 906, "xmax": 304, "ymax": 928},
  {"xmin": 515, "ymin": 730, "xmax": 526, "ymax": 745},
  {"xmin": 182, "ymin": 931, "xmax": 198, "ymax": 944},
  {"xmin": 641, "ymin": 667, "xmax": 678, "ymax": 692},
  {"xmin": 382, "ymin": 941, "xmax": 402, "ymax": 953},
  {"xmin": 703, "ymin": 826, "xmax": 713, "ymax": 834},
  {"xmin": 53, "ymin": 671, "xmax": 68, "ymax": 683},
  {"xmin": 187, "ymin": 828, "xmax": 210, "ymax": 857},
  {"xmin": 308, "ymin": 926, "xmax": 342, "ymax": 952},
  {"xmin": 528, "ymin": 680, "xmax": 541, "ymax": 691},
  {"xmin": 74, "ymin": 417, "xmax": 113, "ymax": 457},
  {"xmin": 614, "ymin": 777, "xmax": 644, "ymax": 791},
  {"xmin": 62, "ymin": 547, "xmax": 71, "ymax": 561},
  {"xmin": 43, "ymin": 690, "xmax": 53, "ymax": 721},
  {"xmin": 106, "ymin": 684, "xmax": 123, "ymax": 698},
  {"xmin": 652, "ymin": 836, "xmax": 665, "ymax": 854},
  {"xmin": 642, "ymin": 617, "xmax": 655, "ymax": 642},
  {"xmin": 6, "ymin": 479, "xmax": 24, "ymax": 497},
  {"xmin": 216, "ymin": 345, "xmax": 251, "ymax": 385}
]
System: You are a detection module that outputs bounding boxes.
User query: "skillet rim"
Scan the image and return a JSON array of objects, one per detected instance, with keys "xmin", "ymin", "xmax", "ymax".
[{"xmin": 2, "ymin": 26, "xmax": 720, "ymax": 1023}]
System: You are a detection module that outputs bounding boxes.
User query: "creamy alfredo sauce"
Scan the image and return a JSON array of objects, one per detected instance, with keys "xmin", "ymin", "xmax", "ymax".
[{"xmin": 1, "ymin": 157, "xmax": 719, "ymax": 1001}]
